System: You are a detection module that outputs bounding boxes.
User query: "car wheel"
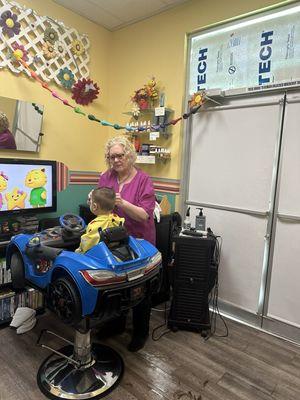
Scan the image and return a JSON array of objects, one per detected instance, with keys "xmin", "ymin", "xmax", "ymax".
[
  {"xmin": 49, "ymin": 277, "xmax": 82, "ymax": 325},
  {"xmin": 10, "ymin": 252, "xmax": 25, "ymax": 290}
]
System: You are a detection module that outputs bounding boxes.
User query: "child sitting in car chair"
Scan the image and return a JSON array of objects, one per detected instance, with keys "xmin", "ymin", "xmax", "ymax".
[{"xmin": 76, "ymin": 187, "xmax": 124, "ymax": 254}]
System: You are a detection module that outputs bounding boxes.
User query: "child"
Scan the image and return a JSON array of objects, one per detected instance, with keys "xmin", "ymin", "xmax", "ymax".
[{"xmin": 76, "ymin": 187, "xmax": 124, "ymax": 254}]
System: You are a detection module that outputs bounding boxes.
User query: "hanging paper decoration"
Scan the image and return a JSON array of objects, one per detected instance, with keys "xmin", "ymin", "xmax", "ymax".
[
  {"xmin": 71, "ymin": 78, "xmax": 99, "ymax": 105},
  {"xmin": 0, "ymin": 0, "xmax": 90, "ymax": 88}
]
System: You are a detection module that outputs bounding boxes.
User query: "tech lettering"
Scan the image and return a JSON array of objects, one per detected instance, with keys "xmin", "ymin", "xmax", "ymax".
[
  {"xmin": 197, "ymin": 48, "xmax": 208, "ymax": 90},
  {"xmin": 258, "ymin": 31, "xmax": 273, "ymax": 85}
]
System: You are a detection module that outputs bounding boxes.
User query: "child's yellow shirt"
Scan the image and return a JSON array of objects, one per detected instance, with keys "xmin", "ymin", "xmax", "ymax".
[{"xmin": 76, "ymin": 213, "xmax": 125, "ymax": 254}]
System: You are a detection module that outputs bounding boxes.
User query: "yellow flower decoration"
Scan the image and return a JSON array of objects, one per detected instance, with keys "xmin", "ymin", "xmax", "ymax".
[
  {"xmin": 71, "ymin": 39, "xmax": 84, "ymax": 56},
  {"xmin": 131, "ymin": 77, "xmax": 159, "ymax": 107},
  {"xmin": 188, "ymin": 91, "xmax": 206, "ymax": 109},
  {"xmin": 42, "ymin": 41, "xmax": 57, "ymax": 60}
]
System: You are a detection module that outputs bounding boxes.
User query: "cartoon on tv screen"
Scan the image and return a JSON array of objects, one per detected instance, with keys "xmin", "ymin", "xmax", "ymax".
[{"xmin": 0, "ymin": 164, "xmax": 53, "ymax": 211}]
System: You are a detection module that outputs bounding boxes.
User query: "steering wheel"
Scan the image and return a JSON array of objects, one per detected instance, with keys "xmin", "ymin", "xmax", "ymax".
[{"xmin": 59, "ymin": 213, "xmax": 86, "ymax": 234}]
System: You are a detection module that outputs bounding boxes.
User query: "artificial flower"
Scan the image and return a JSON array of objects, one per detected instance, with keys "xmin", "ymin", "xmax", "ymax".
[
  {"xmin": 146, "ymin": 77, "xmax": 159, "ymax": 101},
  {"xmin": 0, "ymin": 11, "xmax": 21, "ymax": 38},
  {"xmin": 57, "ymin": 67, "xmax": 75, "ymax": 89},
  {"xmin": 54, "ymin": 41, "xmax": 66, "ymax": 57},
  {"xmin": 71, "ymin": 39, "xmax": 84, "ymax": 56},
  {"xmin": 44, "ymin": 27, "xmax": 58, "ymax": 44},
  {"xmin": 11, "ymin": 42, "xmax": 28, "ymax": 62},
  {"xmin": 188, "ymin": 91, "xmax": 205, "ymax": 109},
  {"xmin": 42, "ymin": 41, "xmax": 56, "ymax": 60},
  {"xmin": 131, "ymin": 77, "xmax": 159, "ymax": 108},
  {"xmin": 131, "ymin": 102, "xmax": 140, "ymax": 119},
  {"xmin": 71, "ymin": 78, "xmax": 100, "ymax": 105}
]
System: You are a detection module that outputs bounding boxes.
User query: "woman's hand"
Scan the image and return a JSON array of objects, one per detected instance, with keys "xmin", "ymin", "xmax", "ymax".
[
  {"xmin": 116, "ymin": 192, "xmax": 148, "ymax": 221},
  {"xmin": 115, "ymin": 192, "xmax": 125, "ymax": 208}
]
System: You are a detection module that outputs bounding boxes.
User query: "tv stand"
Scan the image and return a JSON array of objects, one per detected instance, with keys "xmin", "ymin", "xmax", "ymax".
[
  {"xmin": 15, "ymin": 215, "xmax": 39, "ymax": 234},
  {"xmin": 0, "ymin": 216, "xmax": 43, "ymax": 326},
  {"xmin": 0, "ymin": 215, "xmax": 39, "ymax": 250}
]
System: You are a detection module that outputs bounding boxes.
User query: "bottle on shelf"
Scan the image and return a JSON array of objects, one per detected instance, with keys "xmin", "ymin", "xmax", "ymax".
[
  {"xmin": 195, "ymin": 207, "xmax": 206, "ymax": 231},
  {"xmin": 183, "ymin": 207, "xmax": 191, "ymax": 230}
]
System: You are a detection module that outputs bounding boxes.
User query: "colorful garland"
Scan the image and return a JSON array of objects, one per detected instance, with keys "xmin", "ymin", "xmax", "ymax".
[{"xmin": 16, "ymin": 57, "xmax": 205, "ymax": 132}]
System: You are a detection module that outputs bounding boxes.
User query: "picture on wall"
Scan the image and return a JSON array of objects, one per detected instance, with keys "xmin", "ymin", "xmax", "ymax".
[{"xmin": 0, "ymin": 95, "xmax": 44, "ymax": 152}]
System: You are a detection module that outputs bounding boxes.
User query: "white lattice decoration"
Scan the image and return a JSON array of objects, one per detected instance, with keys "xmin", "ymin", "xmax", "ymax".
[{"xmin": 0, "ymin": 0, "xmax": 90, "ymax": 87}]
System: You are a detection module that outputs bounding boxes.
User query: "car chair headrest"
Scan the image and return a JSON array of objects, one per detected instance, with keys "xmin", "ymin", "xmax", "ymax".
[{"xmin": 99, "ymin": 226, "xmax": 129, "ymax": 244}]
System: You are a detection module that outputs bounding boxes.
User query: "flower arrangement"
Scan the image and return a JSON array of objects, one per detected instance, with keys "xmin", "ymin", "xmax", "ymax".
[{"xmin": 131, "ymin": 77, "xmax": 159, "ymax": 111}]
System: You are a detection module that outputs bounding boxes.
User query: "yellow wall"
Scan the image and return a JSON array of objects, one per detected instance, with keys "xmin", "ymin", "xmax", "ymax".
[
  {"xmin": 0, "ymin": 0, "xmax": 291, "ymax": 178},
  {"xmin": 107, "ymin": 0, "xmax": 292, "ymax": 179},
  {"xmin": 0, "ymin": 96, "xmax": 16, "ymax": 126}
]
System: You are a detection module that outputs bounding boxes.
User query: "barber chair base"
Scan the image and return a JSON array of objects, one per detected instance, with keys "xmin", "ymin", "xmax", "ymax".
[{"xmin": 37, "ymin": 344, "xmax": 124, "ymax": 400}]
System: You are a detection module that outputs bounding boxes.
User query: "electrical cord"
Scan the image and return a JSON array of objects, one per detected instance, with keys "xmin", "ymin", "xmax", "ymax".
[
  {"xmin": 205, "ymin": 234, "xmax": 229, "ymax": 340},
  {"xmin": 151, "ymin": 300, "xmax": 171, "ymax": 341}
]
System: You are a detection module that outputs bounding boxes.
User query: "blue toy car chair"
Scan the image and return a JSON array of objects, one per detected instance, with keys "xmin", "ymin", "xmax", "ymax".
[
  {"xmin": 7, "ymin": 215, "xmax": 162, "ymax": 400},
  {"xmin": 37, "ymin": 225, "xmax": 129, "ymax": 400}
]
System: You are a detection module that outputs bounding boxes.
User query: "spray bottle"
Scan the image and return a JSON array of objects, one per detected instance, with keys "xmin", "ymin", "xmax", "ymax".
[
  {"xmin": 195, "ymin": 207, "xmax": 206, "ymax": 231},
  {"xmin": 183, "ymin": 206, "xmax": 191, "ymax": 230}
]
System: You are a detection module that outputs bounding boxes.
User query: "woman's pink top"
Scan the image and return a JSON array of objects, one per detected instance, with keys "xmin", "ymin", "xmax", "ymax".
[
  {"xmin": 98, "ymin": 168, "xmax": 156, "ymax": 245},
  {"xmin": 0, "ymin": 129, "xmax": 17, "ymax": 149}
]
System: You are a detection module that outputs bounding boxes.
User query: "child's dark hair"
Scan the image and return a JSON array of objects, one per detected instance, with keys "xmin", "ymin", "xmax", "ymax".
[{"xmin": 92, "ymin": 187, "xmax": 115, "ymax": 212}]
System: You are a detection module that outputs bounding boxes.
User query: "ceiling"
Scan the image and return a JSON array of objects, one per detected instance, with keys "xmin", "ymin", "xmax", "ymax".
[{"xmin": 53, "ymin": 0, "xmax": 190, "ymax": 31}]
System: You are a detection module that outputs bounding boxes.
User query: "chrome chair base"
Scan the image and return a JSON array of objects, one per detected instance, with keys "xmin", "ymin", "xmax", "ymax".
[{"xmin": 37, "ymin": 344, "xmax": 124, "ymax": 399}]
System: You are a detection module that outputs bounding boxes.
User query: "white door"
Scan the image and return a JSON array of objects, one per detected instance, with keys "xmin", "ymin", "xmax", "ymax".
[{"xmin": 185, "ymin": 92, "xmax": 285, "ymax": 320}]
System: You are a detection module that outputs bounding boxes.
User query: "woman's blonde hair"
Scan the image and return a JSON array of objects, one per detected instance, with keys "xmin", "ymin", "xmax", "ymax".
[
  {"xmin": 0, "ymin": 112, "xmax": 9, "ymax": 134},
  {"xmin": 105, "ymin": 135, "xmax": 137, "ymax": 167}
]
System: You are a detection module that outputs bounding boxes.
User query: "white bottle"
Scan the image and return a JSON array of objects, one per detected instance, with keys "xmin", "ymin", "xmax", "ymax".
[{"xmin": 183, "ymin": 207, "xmax": 191, "ymax": 230}]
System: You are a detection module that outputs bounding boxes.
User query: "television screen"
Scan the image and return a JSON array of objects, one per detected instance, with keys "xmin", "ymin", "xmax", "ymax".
[{"xmin": 0, "ymin": 158, "xmax": 57, "ymax": 215}]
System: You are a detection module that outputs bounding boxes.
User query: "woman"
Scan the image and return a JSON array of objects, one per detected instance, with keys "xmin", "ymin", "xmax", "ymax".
[
  {"xmin": 0, "ymin": 112, "xmax": 16, "ymax": 150},
  {"xmin": 98, "ymin": 135, "xmax": 156, "ymax": 352}
]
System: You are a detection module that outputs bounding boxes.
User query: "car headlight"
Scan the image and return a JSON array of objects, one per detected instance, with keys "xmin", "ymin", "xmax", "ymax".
[
  {"xmin": 80, "ymin": 270, "xmax": 127, "ymax": 287},
  {"xmin": 145, "ymin": 252, "xmax": 162, "ymax": 274}
]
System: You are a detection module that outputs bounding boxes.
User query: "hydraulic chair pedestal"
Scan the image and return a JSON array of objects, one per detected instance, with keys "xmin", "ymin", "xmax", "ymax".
[{"xmin": 37, "ymin": 328, "xmax": 124, "ymax": 399}]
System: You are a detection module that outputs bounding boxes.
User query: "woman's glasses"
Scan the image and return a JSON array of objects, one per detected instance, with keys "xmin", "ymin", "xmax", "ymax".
[{"xmin": 107, "ymin": 153, "xmax": 125, "ymax": 161}]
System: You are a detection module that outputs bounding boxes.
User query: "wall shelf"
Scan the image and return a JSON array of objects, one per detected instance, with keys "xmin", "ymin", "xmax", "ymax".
[
  {"xmin": 123, "ymin": 108, "xmax": 173, "ymax": 116},
  {"xmin": 136, "ymin": 155, "xmax": 156, "ymax": 164},
  {"xmin": 124, "ymin": 107, "xmax": 174, "ymax": 137}
]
